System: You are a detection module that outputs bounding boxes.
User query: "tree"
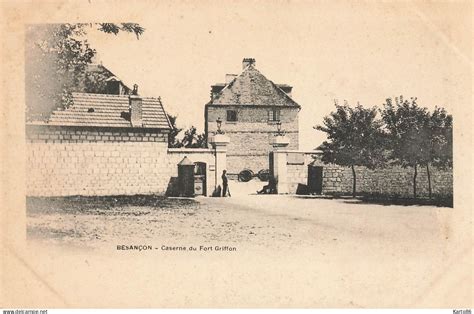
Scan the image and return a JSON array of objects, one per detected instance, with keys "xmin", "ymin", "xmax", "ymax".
[
  {"xmin": 167, "ymin": 114, "xmax": 183, "ymax": 148},
  {"xmin": 380, "ymin": 96, "xmax": 431, "ymax": 198},
  {"xmin": 180, "ymin": 126, "xmax": 207, "ymax": 148},
  {"xmin": 26, "ymin": 23, "xmax": 145, "ymax": 120},
  {"xmin": 315, "ymin": 102, "xmax": 387, "ymax": 197},
  {"xmin": 167, "ymin": 114, "xmax": 207, "ymax": 149},
  {"xmin": 426, "ymin": 107, "xmax": 453, "ymax": 198}
]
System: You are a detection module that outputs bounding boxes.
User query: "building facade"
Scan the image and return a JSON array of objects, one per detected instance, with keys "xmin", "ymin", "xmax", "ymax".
[
  {"xmin": 205, "ymin": 58, "xmax": 301, "ymax": 175},
  {"xmin": 26, "ymin": 90, "xmax": 227, "ymax": 197},
  {"xmin": 26, "ymin": 92, "xmax": 174, "ymax": 196}
]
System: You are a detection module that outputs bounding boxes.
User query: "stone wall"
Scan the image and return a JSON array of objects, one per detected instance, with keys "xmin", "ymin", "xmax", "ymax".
[
  {"xmin": 206, "ymin": 105, "xmax": 299, "ymax": 174},
  {"xmin": 26, "ymin": 125, "xmax": 216, "ymax": 197},
  {"xmin": 283, "ymin": 151, "xmax": 453, "ymax": 197},
  {"xmin": 166, "ymin": 148, "xmax": 215, "ymax": 196},
  {"xmin": 286, "ymin": 152, "xmax": 319, "ymax": 193}
]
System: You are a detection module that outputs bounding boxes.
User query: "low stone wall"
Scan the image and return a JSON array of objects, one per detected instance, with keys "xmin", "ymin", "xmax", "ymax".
[
  {"xmin": 166, "ymin": 148, "xmax": 215, "ymax": 196},
  {"xmin": 283, "ymin": 151, "xmax": 453, "ymax": 197},
  {"xmin": 286, "ymin": 152, "xmax": 317, "ymax": 192},
  {"xmin": 26, "ymin": 125, "xmax": 216, "ymax": 197}
]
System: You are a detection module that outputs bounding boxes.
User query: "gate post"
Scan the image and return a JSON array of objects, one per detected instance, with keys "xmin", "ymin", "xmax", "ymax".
[
  {"xmin": 209, "ymin": 133, "xmax": 230, "ymax": 190},
  {"xmin": 271, "ymin": 135, "xmax": 290, "ymax": 194}
]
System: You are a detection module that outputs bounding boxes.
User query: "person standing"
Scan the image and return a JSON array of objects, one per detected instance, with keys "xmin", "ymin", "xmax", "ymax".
[{"xmin": 221, "ymin": 170, "xmax": 230, "ymax": 197}]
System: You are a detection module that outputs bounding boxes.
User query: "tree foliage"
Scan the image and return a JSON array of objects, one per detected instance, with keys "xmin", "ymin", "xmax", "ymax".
[
  {"xmin": 167, "ymin": 114, "xmax": 183, "ymax": 148},
  {"xmin": 26, "ymin": 23, "xmax": 144, "ymax": 120},
  {"xmin": 380, "ymin": 97, "xmax": 431, "ymax": 167},
  {"xmin": 316, "ymin": 97, "xmax": 452, "ymax": 199},
  {"xmin": 167, "ymin": 114, "xmax": 206, "ymax": 149},
  {"xmin": 380, "ymin": 96, "xmax": 452, "ymax": 198},
  {"xmin": 315, "ymin": 102, "xmax": 386, "ymax": 197},
  {"xmin": 97, "ymin": 23, "xmax": 145, "ymax": 39},
  {"xmin": 181, "ymin": 126, "xmax": 207, "ymax": 148},
  {"xmin": 428, "ymin": 107, "xmax": 453, "ymax": 169}
]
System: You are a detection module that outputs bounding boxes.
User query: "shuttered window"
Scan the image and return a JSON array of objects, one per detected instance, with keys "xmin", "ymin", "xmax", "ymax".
[
  {"xmin": 268, "ymin": 108, "xmax": 280, "ymax": 121},
  {"xmin": 226, "ymin": 110, "xmax": 237, "ymax": 122}
]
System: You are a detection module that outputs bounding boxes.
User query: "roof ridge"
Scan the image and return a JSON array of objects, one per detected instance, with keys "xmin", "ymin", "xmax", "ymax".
[
  {"xmin": 71, "ymin": 92, "xmax": 128, "ymax": 98},
  {"xmin": 211, "ymin": 64, "xmax": 256, "ymax": 103},
  {"xmin": 244, "ymin": 66, "xmax": 299, "ymax": 107},
  {"xmin": 71, "ymin": 92, "xmax": 163, "ymax": 101}
]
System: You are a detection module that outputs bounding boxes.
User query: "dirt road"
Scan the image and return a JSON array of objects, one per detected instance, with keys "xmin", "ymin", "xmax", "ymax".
[{"xmin": 21, "ymin": 185, "xmax": 470, "ymax": 308}]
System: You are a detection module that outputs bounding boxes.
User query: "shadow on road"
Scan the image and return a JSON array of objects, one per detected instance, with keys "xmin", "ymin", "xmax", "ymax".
[{"xmin": 289, "ymin": 194, "xmax": 453, "ymax": 208}]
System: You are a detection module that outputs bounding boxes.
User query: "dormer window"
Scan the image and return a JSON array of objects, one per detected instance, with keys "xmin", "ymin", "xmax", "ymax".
[
  {"xmin": 226, "ymin": 110, "xmax": 237, "ymax": 122},
  {"xmin": 268, "ymin": 108, "xmax": 280, "ymax": 122},
  {"xmin": 106, "ymin": 77, "xmax": 121, "ymax": 95}
]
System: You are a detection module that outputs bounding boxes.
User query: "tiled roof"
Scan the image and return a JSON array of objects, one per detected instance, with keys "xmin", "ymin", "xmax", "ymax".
[
  {"xmin": 43, "ymin": 93, "xmax": 171, "ymax": 129},
  {"xmin": 209, "ymin": 65, "xmax": 300, "ymax": 108}
]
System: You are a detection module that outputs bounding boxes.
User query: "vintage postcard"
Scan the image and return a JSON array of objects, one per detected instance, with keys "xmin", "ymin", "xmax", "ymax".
[{"xmin": 1, "ymin": 0, "xmax": 472, "ymax": 309}]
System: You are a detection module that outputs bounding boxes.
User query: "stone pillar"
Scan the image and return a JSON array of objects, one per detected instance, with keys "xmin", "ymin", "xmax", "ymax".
[
  {"xmin": 208, "ymin": 134, "xmax": 230, "ymax": 189},
  {"xmin": 271, "ymin": 135, "xmax": 290, "ymax": 194}
]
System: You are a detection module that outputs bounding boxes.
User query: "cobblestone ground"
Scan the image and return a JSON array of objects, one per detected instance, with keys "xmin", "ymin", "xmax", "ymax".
[{"xmin": 23, "ymin": 180, "xmax": 469, "ymax": 308}]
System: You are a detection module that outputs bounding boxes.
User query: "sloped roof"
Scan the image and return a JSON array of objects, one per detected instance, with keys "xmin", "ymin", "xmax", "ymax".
[
  {"xmin": 177, "ymin": 156, "xmax": 195, "ymax": 166},
  {"xmin": 41, "ymin": 93, "xmax": 171, "ymax": 129},
  {"xmin": 209, "ymin": 65, "xmax": 300, "ymax": 108}
]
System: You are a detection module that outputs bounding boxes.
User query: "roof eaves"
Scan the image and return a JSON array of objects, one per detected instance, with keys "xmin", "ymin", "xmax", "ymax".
[
  {"xmin": 270, "ymin": 80, "xmax": 301, "ymax": 108},
  {"xmin": 158, "ymin": 97, "xmax": 173, "ymax": 130}
]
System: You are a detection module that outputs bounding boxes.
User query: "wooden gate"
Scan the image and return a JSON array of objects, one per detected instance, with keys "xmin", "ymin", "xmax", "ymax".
[
  {"xmin": 194, "ymin": 162, "xmax": 207, "ymax": 196},
  {"xmin": 269, "ymin": 152, "xmax": 274, "ymax": 179},
  {"xmin": 307, "ymin": 165, "xmax": 323, "ymax": 195}
]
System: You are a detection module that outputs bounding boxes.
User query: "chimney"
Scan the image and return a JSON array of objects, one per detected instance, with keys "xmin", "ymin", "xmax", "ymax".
[
  {"xmin": 129, "ymin": 84, "xmax": 143, "ymax": 127},
  {"xmin": 242, "ymin": 58, "xmax": 256, "ymax": 69},
  {"xmin": 225, "ymin": 74, "xmax": 237, "ymax": 84}
]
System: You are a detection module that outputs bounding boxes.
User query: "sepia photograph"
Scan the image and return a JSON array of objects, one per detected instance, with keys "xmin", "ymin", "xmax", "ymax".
[{"xmin": 1, "ymin": 0, "xmax": 472, "ymax": 310}]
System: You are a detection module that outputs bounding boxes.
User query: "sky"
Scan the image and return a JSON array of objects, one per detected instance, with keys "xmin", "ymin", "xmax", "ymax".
[{"xmin": 85, "ymin": 1, "xmax": 471, "ymax": 150}]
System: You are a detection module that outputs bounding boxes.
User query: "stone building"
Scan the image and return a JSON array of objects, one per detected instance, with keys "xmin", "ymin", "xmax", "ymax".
[
  {"xmin": 26, "ymin": 92, "xmax": 173, "ymax": 196},
  {"xmin": 204, "ymin": 58, "xmax": 301, "ymax": 174},
  {"xmin": 80, "ymin": 63, "xmax": 132, "ymax": 95},
  {"xmin": 26, "ymin": 62, "xmax": 132, "ymax": 122},
  {"xmin": 26, "ymin": 90, "xmax": 225, "ymax": 197}
]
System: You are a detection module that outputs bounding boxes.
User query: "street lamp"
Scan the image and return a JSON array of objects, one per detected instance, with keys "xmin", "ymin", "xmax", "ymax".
[
  {"xmin": 216, "ymin": 117, "xmax": 224, "ymax": 134},
  {"xmin": 276, "ymin": 120, "xmax": 283, "ymax": 136}
]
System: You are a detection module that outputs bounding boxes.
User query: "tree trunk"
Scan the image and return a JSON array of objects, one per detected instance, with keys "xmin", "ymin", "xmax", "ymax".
[
  {"xmin": 413, "ymin": 163, "xmax": 418, "ymax": 198},
  {"xmin": 351, "ymin": 165, "xmax": 356, "ymax": 198},
  {"xmin": 426, "ymin": 164, "xmax": 432, "ymax": 199}
]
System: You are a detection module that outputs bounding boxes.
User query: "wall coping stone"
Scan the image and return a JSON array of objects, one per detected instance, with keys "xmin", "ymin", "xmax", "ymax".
[
  {"xmin": 280, "ymin": 150, "xmax": 323, "ymax": 154},
  {"xmin": 167, "ymin": 148, "xmax": 214, "ymax": 154}
]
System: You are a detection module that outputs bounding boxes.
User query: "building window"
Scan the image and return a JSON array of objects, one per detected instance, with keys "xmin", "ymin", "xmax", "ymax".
[
  {"xmin": 268, "ymin": 108, "xmax": 280, "ymax": 121},
  {"xmin": 226, "ymin": 110, "xmax": 237, "ymax": 122}
]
